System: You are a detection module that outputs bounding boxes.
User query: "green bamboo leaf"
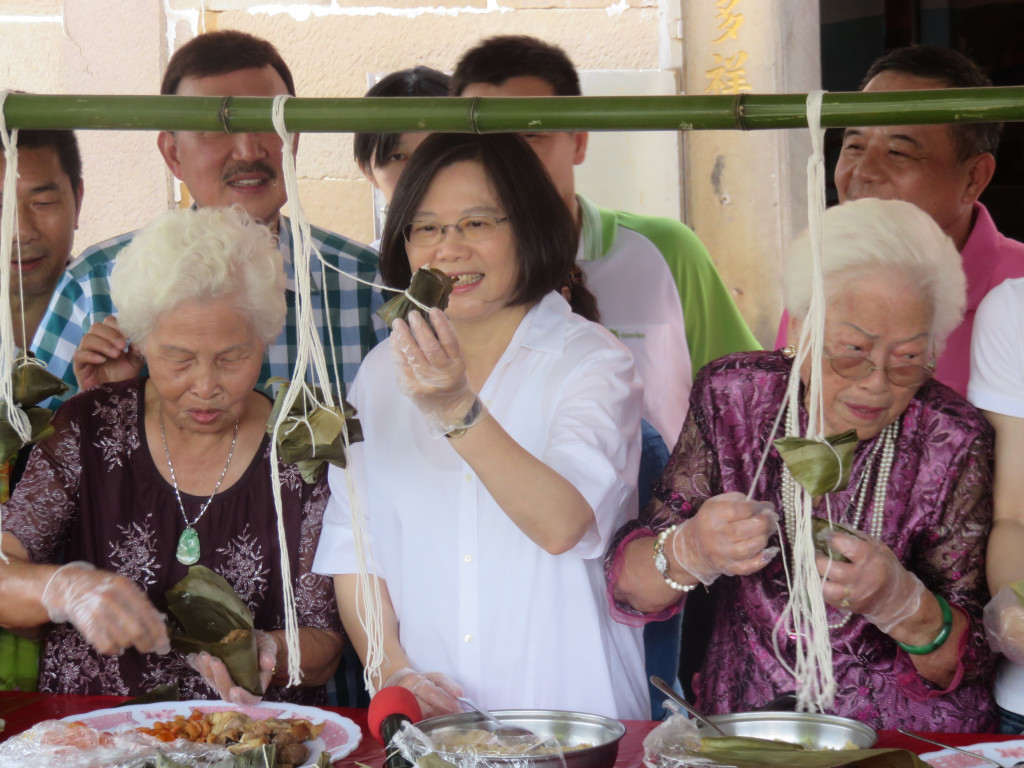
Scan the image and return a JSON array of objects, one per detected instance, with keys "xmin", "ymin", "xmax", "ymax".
[
  {"xmin": 377, "ymin": 267, "xmax": 454, "ymax": 330},
  {"xmin": 268, "ymin": 383, "xmax": 362, "ymax": 480},
  {"xmin": 11, "ymin": 355, "xmax": 68, "ymax": 407},
  {"xmin": 774, "ymin": 430, "xmax": 859, "ymax": 496},
  {"xmin": 166, "ymin": 566, "xmax": 261, "ymax": 696}
]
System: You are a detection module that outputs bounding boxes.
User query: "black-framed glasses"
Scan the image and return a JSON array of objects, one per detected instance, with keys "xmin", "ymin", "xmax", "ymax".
[
  {"xmin": 403, "ymin": 215, "xmax": 509, "ymax": 247},
  {"xmin": 824, "ymin": 353, "xmax": 935, "ymax": 388}
]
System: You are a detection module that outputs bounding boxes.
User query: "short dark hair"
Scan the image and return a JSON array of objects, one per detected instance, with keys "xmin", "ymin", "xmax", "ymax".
[
  {"xmin": 353, "ymin": 67, "xmax": 451, "ymax": 172},
  {"xmin": 450, "ymin": 35, "xmax": 581, "ymax": 97},
  {"xmin": 379, "ymin": 133, "xmax": 579, "ymax": 310},
  {"xmin": 863, "ymin": 45, "xmax": 1002, "ymax": 161},
  {"xmin": 161, "ymin": 30, "xmax": 295, "ymax": 96},
  {"xmin": 8, "ymin": 130, "xmax": 82, "ymax": 203}
]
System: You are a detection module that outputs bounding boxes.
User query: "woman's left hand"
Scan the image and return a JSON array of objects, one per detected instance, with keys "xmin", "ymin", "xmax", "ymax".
[
  {"xmin": 816, "ymin": 532, "xmax": 926, "ymax": 633},
  {"xmin": 188, "ymin": 630, "xmax": 277, "ymax": 705},
  {"xmin": 390, "ymin": 309, "xmax": 485, "ymax": 437}
]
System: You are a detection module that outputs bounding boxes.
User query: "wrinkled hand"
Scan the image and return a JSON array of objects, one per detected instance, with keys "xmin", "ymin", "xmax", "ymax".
[
  {"xmin": 72, "ymin": 316, "xmax": 144, "ymax": 392},
  {"xmin": 817, "ymin": 532, "xmax": 925, "ymax": 633},
  {"xmin": 40, "ymin": 561, "xmax": 170, "ymax": 656},
  {"xmin": 984, "ymin": 585, "xmax": 1024, "ymax": 665},
  {"xmin": 188, "ymin": 629, "xmax": 277, "ymax": 705},
  {"xmin": 670, "ymin": 492, "xmax": 779, "ymax": 585},
  {"xmin": 390, "ymin": 309, "xmax": 486, "ymax": 437},
  {"xmin": 384, "ymin": 666, "xmax": 464, "ymax": 719}
]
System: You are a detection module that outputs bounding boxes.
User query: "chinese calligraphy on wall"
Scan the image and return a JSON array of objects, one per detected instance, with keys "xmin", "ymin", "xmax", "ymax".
[{"xmin": 705, "ymin": 0, "xmax": 752, "ymax": 94}]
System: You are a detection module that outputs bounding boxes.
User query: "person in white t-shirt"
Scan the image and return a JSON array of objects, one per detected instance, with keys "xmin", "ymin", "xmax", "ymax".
[
  {"xmin": 313, "ymin": 132, "xmax": 648, "ymax": 721},
  {"xmin": 968, "ymin": 277, "xmax": 1024, "ymax": 733}
]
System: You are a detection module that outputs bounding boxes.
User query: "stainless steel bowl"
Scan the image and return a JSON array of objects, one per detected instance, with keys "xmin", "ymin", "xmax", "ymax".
[
  {"xmin": 417, "ymin": 709, "xmax": 626, "ymax": 768},
  {"xmin": 697, "ymin": 711, "xmax": 877, "ymax": 750}
]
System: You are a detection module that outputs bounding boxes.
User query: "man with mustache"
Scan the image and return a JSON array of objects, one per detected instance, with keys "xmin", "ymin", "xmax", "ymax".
[
  {"xmin": 35, "ymin": 30, "xmax": 383, "ymax": 407},
  {"xmin": 2, "ymin": 129, "xmax": 82, "ymax": 354}
]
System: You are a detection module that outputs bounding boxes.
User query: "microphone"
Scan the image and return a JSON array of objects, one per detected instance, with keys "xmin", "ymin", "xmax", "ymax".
[{"xmin": 368, "ymin": 686, "xmax": 423, "ymax": 768}]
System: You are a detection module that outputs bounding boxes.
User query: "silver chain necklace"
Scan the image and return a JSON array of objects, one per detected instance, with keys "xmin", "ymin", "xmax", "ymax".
[{"xmin": 160, "ymin": 413, "xmax": 239, "ymax": 566}]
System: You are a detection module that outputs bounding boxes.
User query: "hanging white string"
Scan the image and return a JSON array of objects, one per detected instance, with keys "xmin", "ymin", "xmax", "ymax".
[
  {"xmin": 269, "ymin": 96, "xmax": 386, "ymax": 693},
  {"xmin": 779, "ymin": 89, "xmax": 836, "ymax": 713},
  {"xmin": 744, "ymin": 90, "xmax": 836, "ymax": 713},
  {"xmin": 0, "ymin": 91, "xmax": 30, "ymax": 448}
]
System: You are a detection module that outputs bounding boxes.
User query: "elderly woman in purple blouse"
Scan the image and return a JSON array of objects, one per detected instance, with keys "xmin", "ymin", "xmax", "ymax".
[{"xmin": 608, "ymin": 198, "xmax": 996, "ymax": 732}]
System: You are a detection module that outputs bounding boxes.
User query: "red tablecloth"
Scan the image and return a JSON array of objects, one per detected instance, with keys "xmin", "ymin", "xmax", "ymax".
[{"xmin": 0, "ymin": 691, "xmax": 1018, "ymax": 766}]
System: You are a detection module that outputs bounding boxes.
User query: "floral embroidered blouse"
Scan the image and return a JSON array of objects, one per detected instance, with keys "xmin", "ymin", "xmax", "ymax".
[
  {"xmin": 606, "ymin": 351, "xmax": 997, "ymax": 732},
  {"xmin": 1, "ymin": 379, "xmax": 341, "ymax": 704}
]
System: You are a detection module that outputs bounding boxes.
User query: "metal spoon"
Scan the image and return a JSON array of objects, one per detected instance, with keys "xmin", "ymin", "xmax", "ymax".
[
  {"xmin": 650, "ymin": 676, "xmax": 727, "ymax": 736},
  {"xmin": 456, "ymin": 696, "xmax": 538, "ymax": 741},
  {"xmin": 896, "ymin": 729, "xmax": 1003, "ymax": 767}
]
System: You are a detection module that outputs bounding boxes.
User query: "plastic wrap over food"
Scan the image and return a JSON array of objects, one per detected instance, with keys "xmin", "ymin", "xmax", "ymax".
[
  {"xmin": 391, "ymin": 720, "xmax": 569, "ymax": 768},
  {"xmin": 0, "ymin": 719, "xmax": 232, "ymax": 768},
  {"xmin": 641, "ymin": 707, "xmax": 717, "ymax": 768}
]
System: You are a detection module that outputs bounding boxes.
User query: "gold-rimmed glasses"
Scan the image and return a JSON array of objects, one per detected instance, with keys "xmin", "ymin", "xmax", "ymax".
[{"xmin": 403, "ymin": 215, "xmax": 509, "ymax": 247}]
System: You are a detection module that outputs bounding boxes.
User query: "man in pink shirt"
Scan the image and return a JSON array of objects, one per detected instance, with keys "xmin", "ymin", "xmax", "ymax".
[{"xmin": 776, "ymin": 46, "xmax": 1024, "ymax": 396}]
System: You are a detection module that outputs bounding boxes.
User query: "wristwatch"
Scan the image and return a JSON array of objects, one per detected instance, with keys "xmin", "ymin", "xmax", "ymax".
[
  {"xmin": 444, "ymin": 397, "xmax": 484, "ymax": 439},
  {"xmin": 653, "ymin": 524, "xmax": 696, "ymax": 592}
]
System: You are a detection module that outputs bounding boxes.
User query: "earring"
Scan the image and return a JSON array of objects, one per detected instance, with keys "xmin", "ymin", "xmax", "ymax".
[{"xmin": 782, "ymin": 344, "xmax": 797, "ymax": 359}]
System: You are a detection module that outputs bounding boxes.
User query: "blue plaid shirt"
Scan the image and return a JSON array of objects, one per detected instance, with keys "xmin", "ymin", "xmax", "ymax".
[{"xmin": 32, "ymin": 215, "xmax": 386, "ymax": 409}]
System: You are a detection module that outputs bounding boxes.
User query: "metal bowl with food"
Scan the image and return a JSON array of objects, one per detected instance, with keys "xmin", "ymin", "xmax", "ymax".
[
  {"xmin": 417, "ymin": 709, "xmax": 626, "ymax": 768},
  {"xmin": 697, "ymin": 711, "xmax": 878, "ymax": 750}
]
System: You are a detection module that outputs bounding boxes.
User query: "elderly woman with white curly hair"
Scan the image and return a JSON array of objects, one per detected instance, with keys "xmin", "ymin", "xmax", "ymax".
[
  {"xmin": 0, "ymin": 206, "xmax": 343, "ymax": 704},
  {"xmin": 607, "ymin": 198, "xmax": 997, "ymax": 731}
]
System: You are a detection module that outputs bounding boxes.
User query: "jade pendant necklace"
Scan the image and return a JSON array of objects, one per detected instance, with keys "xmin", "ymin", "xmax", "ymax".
[{"xmin": 160, "ymin": 414, "xmax": 239, "ymax": 566}]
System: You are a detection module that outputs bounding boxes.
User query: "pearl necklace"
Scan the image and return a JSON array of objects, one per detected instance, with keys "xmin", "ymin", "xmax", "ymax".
[
  {"xmin": 160, "ymin": 414, "xmax": 239, "ymax": 566},
  {"xmin": 780, "ymin": 406, "xmax": 899, "ymax": 629}
]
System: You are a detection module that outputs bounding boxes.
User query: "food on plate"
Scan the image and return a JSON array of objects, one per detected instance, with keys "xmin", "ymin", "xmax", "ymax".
[
  {"xmin": 137, "ymin": 709, "xmax": 325, "ymax": 767},
  {"xmin": 429, "ymin": 726, "xmax": 592, "ymax": 756}
]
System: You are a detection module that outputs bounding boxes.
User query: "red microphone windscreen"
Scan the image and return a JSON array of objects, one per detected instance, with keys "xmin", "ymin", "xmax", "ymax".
[{"xmin": 368, "ymin": 686, "xmax": 423, "ymax": 744}]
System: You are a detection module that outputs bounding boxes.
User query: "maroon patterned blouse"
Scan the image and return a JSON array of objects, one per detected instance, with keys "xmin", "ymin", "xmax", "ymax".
[
  {"xmin": 2, "ymin": 379, "xmax": 341, "ymax": 704},
  {"xmin": 606, "ymin": 351, "xmax": 997, "ymax": 732}
]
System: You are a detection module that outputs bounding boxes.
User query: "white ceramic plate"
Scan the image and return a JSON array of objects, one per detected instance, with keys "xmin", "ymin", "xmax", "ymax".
[
  {"xmin": 60, "ymin": 699, "xmax": 363, "ymax": 766},
  {"xmin": 921, "ymin": 738, "xmax": 1024, "ymax": 767}
]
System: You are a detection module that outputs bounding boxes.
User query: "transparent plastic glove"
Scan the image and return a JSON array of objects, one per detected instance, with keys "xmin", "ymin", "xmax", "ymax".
[
  {"xmin": 984, "ymin": 585, "xmax": 1024, "ymax": 665},
  {"xmin": 187, "ymin": 629, "xmax": 277, "ymax": 705},
  {"xmin": 816, "ymin": 532, "xmax": 926, "ymax": 634},
  {"xmin": 390, "ymin": 309, "xmax": 488, "ymax": 437},
  {"xmin": 384, "ymin": 666, "xmax": 464, "ymax": 719},
  {"xmin": 40, "ymin": 561, "xmax": 170, "ymax": 656},
  {"xmin": 669, "ymin": 491, "xmax": 779, "ymax": 585}
]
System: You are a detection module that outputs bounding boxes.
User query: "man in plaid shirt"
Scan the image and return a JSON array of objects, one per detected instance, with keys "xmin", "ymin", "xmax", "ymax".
[{"xmin": 35, "ymin": 30, "xmax": 385, "ymax": 409}]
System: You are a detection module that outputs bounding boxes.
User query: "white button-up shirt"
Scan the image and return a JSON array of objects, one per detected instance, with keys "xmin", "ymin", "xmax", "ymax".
[{"xmin": 314, "ymin": 292, "xmax": 648, "ymax": 720}]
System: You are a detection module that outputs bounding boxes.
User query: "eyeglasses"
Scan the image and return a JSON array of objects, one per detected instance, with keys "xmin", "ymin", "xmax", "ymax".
[
  {"xmin": 824, "ymin": 353, "xmax": 935, "ymax": 388},
  {"xmin": 403, "ymin": 215, "xmax": 509, "ymax": 247}
]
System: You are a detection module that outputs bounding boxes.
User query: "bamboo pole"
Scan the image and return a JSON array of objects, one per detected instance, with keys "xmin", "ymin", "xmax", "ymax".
[{"xmin": 2, "ymin": 87, "xmax": 1023, "ymax": 133}]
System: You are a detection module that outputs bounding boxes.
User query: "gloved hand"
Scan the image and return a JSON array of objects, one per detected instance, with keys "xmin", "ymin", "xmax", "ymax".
[
  {"xmin": 72, "ymin": 316, "xmax": 144, "ymax": 392},
  {"xmin": 984, "ymin": 584, "xmax": 1024, "ymax": 665},
  {"xmin": 40, "ymin": 561, "xmax": 170, "ymax": 656},
  {"xmin": 384, "ymin": 666, "xmax": 464, "ymax": 719},
  {"xmin": 669, "ymin": 492, "xmax": 779, "ymax": 585},
  {"xmin": 188, "ymin": 629, "xmax": 278, "ymax": 706},
  {"xmin": 816, "ymin": 532, "xmax": 926, "ymax": 633},
  {"xmin": 390, "ymin": 309, "xmax": 487, "ymax": 438}
]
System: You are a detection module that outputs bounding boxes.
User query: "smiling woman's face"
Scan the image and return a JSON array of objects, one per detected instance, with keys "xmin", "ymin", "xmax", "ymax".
[{"xmin": 789, "ymin": 269, "xmax": 934, "ymax": 440}]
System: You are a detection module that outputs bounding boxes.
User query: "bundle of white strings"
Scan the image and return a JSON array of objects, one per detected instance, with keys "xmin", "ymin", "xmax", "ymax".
[
  {"xmin": 748, "ymin": 90, "xmax": 837, "ymax": 712},
  {"xmin": 269, "ymin": 96, "xmax": 385, "ymax": 692}
]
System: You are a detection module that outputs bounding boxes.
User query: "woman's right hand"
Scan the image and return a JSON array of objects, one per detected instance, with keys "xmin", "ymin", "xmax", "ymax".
[
  {"xmin": 72, "ymin": 316, "xmax": 144, "ymax": 392},
  {"xmin": 40, "ymin": 562, "xmax": 170, "ymax": 656},
  {"xmin": 670, "ymin": 491, "xmax": 779, "ymax": 585},
  {"xmin": 384, "ymin": 666, "xmax": 464, "ymax": 719}
]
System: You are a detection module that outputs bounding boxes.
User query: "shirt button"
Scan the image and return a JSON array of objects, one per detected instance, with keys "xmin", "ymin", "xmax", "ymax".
[
  {"xmin": 464, "ymin": 634, "xmax": 474, "ymax": 643},
  {"xmin": 465, "ymin": 473, "xmax": 472, "ymax": 483},
  {"xmin": 464, "ymin": 554, "xmax": 473, "ymax": 563}
]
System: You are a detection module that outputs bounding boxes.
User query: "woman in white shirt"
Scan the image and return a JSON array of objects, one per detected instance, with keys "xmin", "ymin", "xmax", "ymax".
[{"xmin": 313, "ymin": 132, "xmax": 647, "ymax": 720}]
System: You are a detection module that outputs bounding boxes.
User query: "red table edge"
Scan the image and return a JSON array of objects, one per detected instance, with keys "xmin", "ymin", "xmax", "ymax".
[{"xmin": 0, "ymin": 691, "xmax": 1018, "ymax": 767}]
